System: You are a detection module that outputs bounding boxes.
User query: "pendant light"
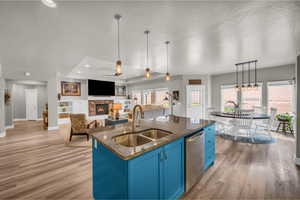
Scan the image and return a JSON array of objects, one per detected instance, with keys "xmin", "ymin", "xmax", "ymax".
[
  {"xmin": 235, "ymin": 64, "xmax": 239, "ymax": 90},
  {"xmin": 247, "ymin": 62, "xmax": 251, "ymax": 88},
  {"xmin": 235, "ymin": 60, "xmax": 258, "ymax": 90},
  {"xmin": 144, "ymin": 30, "xmax": 151, "ymax": 78},
  {"xmin": 254, "ymin": 60, "xmax": 258, "ymax": 88},
  {"xmin": 252, "ymin": 60, "xmax": 258, "ymax": 89},
  {"xmin": 241, "ymin": 64, "xmax": 245, "ymax": 90},
  {"xmin": 114, "ymin": 14, "xmax": 122, "ymax": 75},
  {"xmin": 165, "ymin": 41, "xmax": 171, "ymax": 81},
  {"xmin": 235, "ymin": 64, "xmax": 239, "ymax": 91}
]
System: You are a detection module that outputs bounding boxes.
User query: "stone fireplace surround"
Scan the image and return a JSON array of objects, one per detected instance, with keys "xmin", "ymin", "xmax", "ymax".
[{"xmin": 88, "ymin": 100, "xmax": 113, "ymax": 116}]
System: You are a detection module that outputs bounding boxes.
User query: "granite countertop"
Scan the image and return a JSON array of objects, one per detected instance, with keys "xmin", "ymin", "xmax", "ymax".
[{"xmin": 90, "ymin": 115, "xmax": 215, "ymax": 160}]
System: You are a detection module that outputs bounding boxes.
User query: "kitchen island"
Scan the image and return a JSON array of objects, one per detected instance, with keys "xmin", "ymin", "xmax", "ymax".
[{"xmin": 91, "ymin": 115, "xmax": 215, "ymax": 199}]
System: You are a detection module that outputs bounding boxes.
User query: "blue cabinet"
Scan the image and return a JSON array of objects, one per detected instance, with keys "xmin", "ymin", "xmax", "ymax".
[
  {"xmin": 204, "ymin": 124, "xmax": 216, "ymax": 169},
  {"xmin": 92, "ymin": 139, "xmax": 128, "ymax": 199},
  {"xmin": 161, "ymin": 139, "xmax": 185, "ymax": 199},
  {"xmin": 128, "ymin": 148, "xmax": 161, "ymax": 199},
  {"xmin": 92, "ymin": 138, "xmax": 184, "ymax": 200}
]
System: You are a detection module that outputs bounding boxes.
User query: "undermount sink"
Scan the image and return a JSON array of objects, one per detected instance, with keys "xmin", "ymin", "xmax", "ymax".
[
  {"xmin": 113, "ymin": 129, "xmax": 173, "ymax": 148},
  {"xmin": 140, "ymin": 129, "xmax": 173, "ymax": 140},
  {"xmin": 113, "ymin": 134, "xmax": 152, "ymax": 147}
]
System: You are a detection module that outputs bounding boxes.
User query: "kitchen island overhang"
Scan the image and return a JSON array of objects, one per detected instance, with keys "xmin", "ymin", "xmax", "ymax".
[{"xmin": 91, "ymin": 115, "xmax": 215, "ymax": 160}]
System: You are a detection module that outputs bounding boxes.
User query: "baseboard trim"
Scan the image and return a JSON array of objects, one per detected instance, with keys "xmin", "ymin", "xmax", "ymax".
[
  {"xmin": 14, "ymin": 118, "xmax": 43, "ymax": 122},
  {"xmin": 48, "ymin": 126, "xmax": 59, "ymax": 131},
  {"xmin": 0, "ymin": 132, "xmax": 6, "ymax": 137},
  {"xmin": 5, "ymin": 125, "xmax": 14, "ymax": 129},
  {"xmin": 13, "ymin": 118, "xmax": 26, "ymax": 121},
  {"xmin": 295, "ymin": 157, "xmax": 300, "ymax": 166}
]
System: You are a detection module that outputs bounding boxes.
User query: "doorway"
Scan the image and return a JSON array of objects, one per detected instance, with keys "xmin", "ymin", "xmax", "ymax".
[
  {"xmin": 186, "ymin": 85, "xmax": 206, "ymax": 119},
  {"xmin": 25, "ymin": 89, "xmax": 38, "ymax": 120}
]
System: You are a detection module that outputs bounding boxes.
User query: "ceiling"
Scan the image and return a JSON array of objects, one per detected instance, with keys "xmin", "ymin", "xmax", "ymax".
[{"xmin": 0, "ymin": 1, "xmax": 299, "ymax": 81}]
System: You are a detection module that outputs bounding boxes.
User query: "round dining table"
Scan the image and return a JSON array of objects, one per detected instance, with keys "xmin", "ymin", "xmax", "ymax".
[
  {"xmin": 211, "ymin": 111, "xmax": 270, "ymax": 119},
  {"xmin": 210, "ymin": 111, "xmax": 273, "ymax": 144}
]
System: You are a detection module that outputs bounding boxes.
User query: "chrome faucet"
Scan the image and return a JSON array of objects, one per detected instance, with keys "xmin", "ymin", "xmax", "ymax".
[{"xmin": 132, "ymin": 105, "xmax": 144, "ymax": 130}]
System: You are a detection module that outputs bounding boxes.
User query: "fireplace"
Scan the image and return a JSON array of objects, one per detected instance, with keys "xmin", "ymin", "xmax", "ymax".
[
  {"xmin": 96, "ymin": 104, "xmax": 109, "ymax": 115},
  {"xmin": 88, "ymin": 100, "xmax": 113, "ymax": 116}
]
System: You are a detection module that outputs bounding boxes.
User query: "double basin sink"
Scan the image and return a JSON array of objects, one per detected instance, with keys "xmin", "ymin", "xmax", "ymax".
[{"xmin": 113, "ymin": 128, "xmax": 174, "ymax": 148}]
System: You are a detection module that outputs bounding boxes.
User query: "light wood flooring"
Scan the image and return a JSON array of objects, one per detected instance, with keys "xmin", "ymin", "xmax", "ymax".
[{"xmin": 0, "ymin": 120, "xmax": 299, "ymax": 199}]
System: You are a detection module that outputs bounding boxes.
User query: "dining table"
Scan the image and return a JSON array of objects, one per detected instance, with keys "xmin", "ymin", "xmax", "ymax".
[
  {"xmin": 210, "ymin": 111, "xmax": 271, "ymax": 143},
  {"xmin": 211, "ymin": 111, "xmax": 270, "ymax": 119}
]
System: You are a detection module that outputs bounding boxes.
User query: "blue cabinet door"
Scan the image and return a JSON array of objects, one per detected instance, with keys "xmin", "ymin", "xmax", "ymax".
[
  {"xmin": 128, "ymin": 148, "xmax": 161, "ymax": 199},
  {"xmin": 161, "ymin": 138, "xmax": 185, "ymax": 199},
  {"xmin": 204, "ymin": 125, "xmax": 216, "ymax": 169},
  {"xmin": 92, "ymin": 139, "xmax": 128, "ymax": 199}
]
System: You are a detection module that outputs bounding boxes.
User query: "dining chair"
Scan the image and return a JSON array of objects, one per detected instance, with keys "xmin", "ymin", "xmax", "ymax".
[
  {"xmin": 231, "ymin": 112, "xmax": 255, "ymax": 142},
  {"xmin": 255, "ymin": 107, "xmax": 277, "ymax": 138},
  {"xmin": 206, "ymin": 107, "xmax": 230, "ymax": 136}
]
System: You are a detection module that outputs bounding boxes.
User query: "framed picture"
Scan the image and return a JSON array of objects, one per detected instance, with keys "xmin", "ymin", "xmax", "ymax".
[
  {"xmin": 173, "ymin": 90, "xmax": 179, "ymax": 101},
  {"xmin": 61, "ymin": 81, "xmax": 81, "ymax": 96}
]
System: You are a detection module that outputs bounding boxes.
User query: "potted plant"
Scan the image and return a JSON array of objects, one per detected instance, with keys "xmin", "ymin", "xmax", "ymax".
[{"xmin": 276, "ymin": 113, "xmax": 293, "ymax": 131}]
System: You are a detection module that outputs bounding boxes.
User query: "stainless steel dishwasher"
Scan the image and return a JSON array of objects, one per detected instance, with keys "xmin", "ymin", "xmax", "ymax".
[{"xmin": 185, "ymin": 131, "xmax": 205, "ymax": 192}]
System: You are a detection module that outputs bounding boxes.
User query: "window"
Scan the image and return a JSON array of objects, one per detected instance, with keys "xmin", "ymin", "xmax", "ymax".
[
  {"xmin": 132, "ymin": 91, "xmax": 142, "ymax": 105},
  {"xmin": 191, "ymin": 90, "xmax": 201, "ymax": 106},
  {"xmin": 221, "ymin": 85, "xmax": 237, "ymax": 112},
  {"xmin": 241, "ymin": 83, "xmax": 262, "ymax": 109},
  {"xmin": 268, "ymin": 80, "xmax": 295, "ymax": 114}
]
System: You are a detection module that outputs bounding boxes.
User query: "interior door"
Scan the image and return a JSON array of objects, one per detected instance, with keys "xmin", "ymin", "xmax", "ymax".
[
  {"xmin": 25, "ymin": 89, "xmax": 38, "ymax": 120},
  {"xmin": 186, "ymin": 85, "xmax": 206, "ymax": 119}
]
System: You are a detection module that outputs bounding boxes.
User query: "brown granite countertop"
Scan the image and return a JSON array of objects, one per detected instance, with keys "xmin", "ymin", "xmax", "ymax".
[{"xmin": 90, "ymin": 115, "xmax": 215, "ymax": 160}]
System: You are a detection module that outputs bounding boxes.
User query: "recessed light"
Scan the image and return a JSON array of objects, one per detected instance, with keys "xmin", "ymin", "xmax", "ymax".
[
  {"xmin": 41, "ymin": 0, "xmax": 57, "ymax": 8},
  {"xmin": 77, "ymin": 71, "xmax": 81, "ymax": 74},
  {"xmin": 24, "ymin": 72, "xmax": 31, "ymax": 76},
  {"xmin": 84, "ymin": 64, "xmax": 91, "ymax": 68}
]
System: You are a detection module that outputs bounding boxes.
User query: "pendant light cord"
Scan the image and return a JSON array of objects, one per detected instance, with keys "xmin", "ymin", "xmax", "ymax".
[
  {"xmin": 255, "ymin": 61, "xmax": 257, "ymax": 86},
  {"xmin": 242, "ymin": 64, "xmax": 244, "ymax": 86},
  {"xmin": 147, "ymin": 31, "xmax": 149, "ymax": 66},
  {"xmin": 117, "ymin": 18, "xmax": 120, "ymax": 60},
  {"xmin": 166, "ymin": 41, "xmax": 169, "ymax": 73},
  {"xmin": 248, "ymin": 62, "xmax": 250, "ymax": 86},
  {"xmin": 236, "ymin": 64, "xmax": 238, "ymax": 87}
]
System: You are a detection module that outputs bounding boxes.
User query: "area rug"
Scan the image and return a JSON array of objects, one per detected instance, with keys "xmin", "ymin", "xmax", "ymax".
[{"xmin": 217, "ymin": 131, "xmax": 277, "ymax": 144}]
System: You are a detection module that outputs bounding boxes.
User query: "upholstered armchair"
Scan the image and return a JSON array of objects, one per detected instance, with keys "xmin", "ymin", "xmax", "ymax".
[{"xmin": 69, "ymin": 114, "xmax": 93, "ymax": 142}]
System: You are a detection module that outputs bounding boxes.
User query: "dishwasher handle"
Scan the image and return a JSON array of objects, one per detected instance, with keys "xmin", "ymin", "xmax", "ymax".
[{"xmin": 186, "ymin": 131, "xmax": 204, "ymax": 142}]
